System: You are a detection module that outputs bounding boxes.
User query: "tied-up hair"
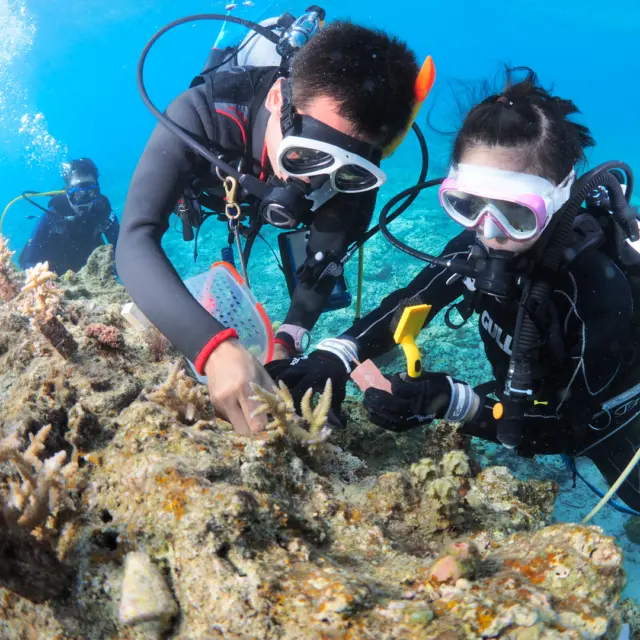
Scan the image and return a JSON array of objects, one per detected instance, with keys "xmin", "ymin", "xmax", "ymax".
[{"xmin": 452, "ymin": 67, "xmax": 595, "ymax": 184}]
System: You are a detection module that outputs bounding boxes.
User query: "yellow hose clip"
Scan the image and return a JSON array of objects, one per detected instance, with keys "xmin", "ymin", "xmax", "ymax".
[{"xmin": 223, "ymin": 176, "xmax": 242, "ymax": 222}]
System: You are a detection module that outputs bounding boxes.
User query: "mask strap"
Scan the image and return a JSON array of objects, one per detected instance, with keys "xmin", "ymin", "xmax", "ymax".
[{"xmin": 280, "ymin": 80, "xmax": 297, "ymax": 136}]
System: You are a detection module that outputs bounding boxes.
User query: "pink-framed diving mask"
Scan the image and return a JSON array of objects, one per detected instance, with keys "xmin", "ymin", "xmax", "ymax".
[{"xmin": 439, "ymin": 163, "xmax": 575, "ymax": 242}]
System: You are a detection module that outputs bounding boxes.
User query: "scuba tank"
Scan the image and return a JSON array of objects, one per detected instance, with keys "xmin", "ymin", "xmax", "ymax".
[{"xmin": 198, "ymin": 6, "xmax": 325, "ymax": 77}]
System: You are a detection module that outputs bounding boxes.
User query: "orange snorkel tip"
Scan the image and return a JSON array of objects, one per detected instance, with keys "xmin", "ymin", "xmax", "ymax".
[{"xmin": 382, "ymin": 54, "xmax": 436, "ymax": 158}]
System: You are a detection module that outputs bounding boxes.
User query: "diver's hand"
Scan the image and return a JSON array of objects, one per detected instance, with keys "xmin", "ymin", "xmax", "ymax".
[
  {"xmin": 363, "ymin": 372, "xmax": 479, "ymax": 432},
  {"xmin": 204, "ymin": 339, "xmax": 277, "ymax": 436},
  {"xmin": 265, "ymin": 350, "xmax": 349, "ymax": 425}
]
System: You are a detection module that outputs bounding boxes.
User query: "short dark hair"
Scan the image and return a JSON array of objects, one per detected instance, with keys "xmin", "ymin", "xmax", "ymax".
[
  {"xmin": 289, "ymin": 21, "xmax": 419, "ymax": 148},
  {"xmin": 63, "ymin": 158, "xmax": 99, "ymax": 184},
  {"xmin": 452, "ymin": 67, "xmax": 595, "ymax": 184}
]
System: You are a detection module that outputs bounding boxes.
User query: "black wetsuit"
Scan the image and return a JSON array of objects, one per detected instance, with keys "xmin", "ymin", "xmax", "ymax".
[
  {"xmin": 341, "ymin": 230, "xmax": 640, "ymax": 509},
  {"xmin": 19, "ymin": 194, "xmax": 119, "ymax": 275},
  {"xmin": 116, "ymin": 66, "xmax": 375, "ymax": 369}
]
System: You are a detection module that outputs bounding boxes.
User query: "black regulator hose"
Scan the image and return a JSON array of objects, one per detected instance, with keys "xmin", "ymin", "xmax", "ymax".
[
  {"xmin": 136, "ymin": 14, "xmax": 276, "ymax": 200},
  {"xmin": 375, "ymin": 177, "xmax": 478, "ymax": 277},
  {"xmin": 498, "ymin": 161, "xmax": 635, "ymax": 448}
]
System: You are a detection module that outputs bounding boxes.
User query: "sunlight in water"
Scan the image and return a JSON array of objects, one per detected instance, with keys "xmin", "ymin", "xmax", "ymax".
[{"xmin": 0, "ymin": 0, "xmax": 67, "ymax": 165}]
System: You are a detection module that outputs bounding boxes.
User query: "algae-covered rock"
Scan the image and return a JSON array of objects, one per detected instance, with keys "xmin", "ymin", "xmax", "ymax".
[{"xmin": 0, "ymin": 245, "xmax": 633, "ymax": 639}]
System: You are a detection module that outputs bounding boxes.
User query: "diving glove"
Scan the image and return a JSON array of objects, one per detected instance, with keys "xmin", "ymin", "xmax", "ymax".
[
  {"xmin": 265, "ymin": 341, "xmax": 355, "ymax": 425},
  {"xmin": 363, "ymin": 372, "xmax": 479, "ymax": 432}
]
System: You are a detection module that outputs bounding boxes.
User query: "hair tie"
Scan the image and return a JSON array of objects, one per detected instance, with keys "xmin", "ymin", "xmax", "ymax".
[{"xmin": 496, "ymin": 96, "xmax": 514, "ymax": 107}]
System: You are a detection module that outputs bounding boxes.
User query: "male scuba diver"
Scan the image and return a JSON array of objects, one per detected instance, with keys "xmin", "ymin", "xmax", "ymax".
[
  {"xmin": 117, "ymin": 10, "xmax": 429, "ymax": 436},
  {"xmin": 268, "ymin": 69, "xmax": 640, "ymax": 513},
  {"xmin": 19, "ymin": 158, "xmax": 119, "ymax": 275}
]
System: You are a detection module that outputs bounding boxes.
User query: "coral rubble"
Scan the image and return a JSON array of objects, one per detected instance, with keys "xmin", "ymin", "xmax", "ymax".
[{"xmin": 0, "ymin": 245, "xmax": 633, "ymax": 639}]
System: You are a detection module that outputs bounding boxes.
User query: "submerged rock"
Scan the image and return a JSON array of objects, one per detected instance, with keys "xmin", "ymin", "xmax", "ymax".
[
  {"xmin": 0, "ymin": 245, "xmax": 633, "ymax": 639},
  {"xmin": 119, "ymin": 552, "xmax": 178, "ymax": 636}
]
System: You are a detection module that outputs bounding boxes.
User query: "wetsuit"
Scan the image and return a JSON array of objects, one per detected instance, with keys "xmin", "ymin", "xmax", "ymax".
[
  {"xmin": 341, "ymin": 229, "xmax": 640, "ymax": 509},
  {"xmin": 116, "ymin": 67, "xmax": 376, "ymax": 371},
  {"xmin": 19, "ymin": 194, "xmax": 119, "ymax": 275}
]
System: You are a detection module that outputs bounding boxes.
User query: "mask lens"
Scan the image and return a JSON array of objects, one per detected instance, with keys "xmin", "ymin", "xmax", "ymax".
[
  {"xmin": 443, "ymin": 190, "xmax": 538, "ymax": 235},
  {"xmin": 334, "ymin": 164, "xmax": 378, "ymax": 192},
  {"xmin": 489, "ymin": 198, "xmax": 538, "ymax": 233},
  {"xmin": 68, "ymin": 184, "xmax": 99, "ymax": 205},
  {"xmin": 281, "ymin": 147, "xmax": 334, "ymax": 174},
  {"xmin": 443, "ymin": 190, "xmax": 486, "ymax": 222}
]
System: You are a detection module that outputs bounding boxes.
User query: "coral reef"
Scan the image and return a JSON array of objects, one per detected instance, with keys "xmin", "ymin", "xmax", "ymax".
[
  {"xmin": 0, "ymin": 234, "xmax": 19, "ymax": 301},
  {"xmin": 250, "ymin": 378, "xmax": 333, "ymax": 446},
  {"xmin": 85, "ymin": 322, "xmax": 125, "ymax": 350},
  {"xmin": 0, "ymin": 424, "xmax": 78, "ymax": 532},
  {"xmin": 0, "ymin": 245, "xmax": 634, "ymax": 638},
  {"xmin": 145, "ymin": 361, "xmax": 212, "ymax": 423},
  {"xmin": 21, "ymin": 262, "xmax": 78, "ymax": 358}
]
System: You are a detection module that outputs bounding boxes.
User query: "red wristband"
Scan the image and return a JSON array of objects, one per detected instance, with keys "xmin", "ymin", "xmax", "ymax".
[
  {"xmin": 194, "ymin": 328, "xmax": 239, "ymax": 375},
  {"xmin": 274, "ymin": 337, "xmax": 298, "ymax": 357}
]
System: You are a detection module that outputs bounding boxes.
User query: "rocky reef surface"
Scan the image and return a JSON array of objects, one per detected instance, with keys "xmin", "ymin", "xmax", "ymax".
[{"xmin": 0, "ymin": 244, "xmax": 638, "ymax": 639}]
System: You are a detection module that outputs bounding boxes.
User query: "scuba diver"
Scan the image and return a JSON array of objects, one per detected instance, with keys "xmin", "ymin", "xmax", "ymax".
[
  {"xmin": 267, "ymin": 68, "xmax": 640, "ymax": 513},
  {"xmin": 19, "ymin": 158, "xmax": 120, "ymax": 275},
  {"xmin": 117, "ymin": 11, "xmax": 428, "ymax": 437}
]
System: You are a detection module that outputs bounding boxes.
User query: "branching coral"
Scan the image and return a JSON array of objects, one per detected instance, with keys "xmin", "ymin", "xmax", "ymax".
[
  {"xmin": 0, "ymin": 234, "xmax": 19, "ymax": 301},
  {"xmin": 250, "ymin": 379, "xmax": 333, "ymax": 446},
  {"xmin": 146, "ymin": 361, "xmax": 210, "ymax": 423},
  {"xmin": 21, "ymin": 262, "xmax": 77, "ymax": 359},
  {"xmin": 0, "ymin": 424, "xmax": 78, "ymax": 532}
]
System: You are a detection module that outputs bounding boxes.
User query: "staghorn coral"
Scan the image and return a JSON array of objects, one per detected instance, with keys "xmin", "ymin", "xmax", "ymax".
[
  {"xmin": 0, "ymin": 234, "xmax": 19, "ymax": 301},
  {"xmin": 0, "ymin": 424, "xmax": 78, "ymax": 532},
  {"xmin": 145, "ymin": 361, "xmax": 210, "ymax": 423},
  {"xmin": 84, "ymin": 323, "xmax": 124, "ymax": 350},
  {"xmin": 21, "ymin": 262, "xmax": 77, "ymax": 359},
  {"xmin": 250, "ymin": 379, "xmax": 333, "ymax": 446}
]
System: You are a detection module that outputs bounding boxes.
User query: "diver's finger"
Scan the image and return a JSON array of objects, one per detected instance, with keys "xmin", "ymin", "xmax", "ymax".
[{"xmin": 223, "ymin": 399, "xmax": 253, "ymax": 437}]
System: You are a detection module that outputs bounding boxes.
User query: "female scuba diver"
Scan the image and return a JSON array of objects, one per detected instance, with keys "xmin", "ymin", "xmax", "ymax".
[{"xmin": 267, "ymin": 67, "xmax": 640, "ymax": 513}]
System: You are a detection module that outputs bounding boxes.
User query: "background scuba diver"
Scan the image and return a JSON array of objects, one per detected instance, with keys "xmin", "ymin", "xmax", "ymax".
[
  {"xmin": 268, "ymin": 68, "xmax": 640, "ymax": 512},
  {"xmin": 19, "ymin": 158, "xmax": 120, "ymax": 275},
  {"xmin": 116, "ymin": 19, "xmax": 421, "ymax": 437}
]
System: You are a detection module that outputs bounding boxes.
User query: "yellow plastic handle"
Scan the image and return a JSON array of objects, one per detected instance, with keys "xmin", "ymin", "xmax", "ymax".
[
  {"xmin": 400, "ymin": 336, "xmax": 422, "ymax": 378},
  {"xmin": 393, "ymin": 304, "xmax": 432, "ymax": 379}
]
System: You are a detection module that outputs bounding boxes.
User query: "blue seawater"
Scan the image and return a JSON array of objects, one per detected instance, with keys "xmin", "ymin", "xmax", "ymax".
[{"xmin": 1, "ymin": 0, "xmax": 640, "ymax": 601}]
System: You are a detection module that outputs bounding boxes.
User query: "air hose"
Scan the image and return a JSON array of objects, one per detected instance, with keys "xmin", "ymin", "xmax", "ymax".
[
  {"xmin": 0, "ymin": 190, "xmax": 65, "ymax": 235},
  {"xmin": 498, "ymin": 162, "xmax": 635, "ymax": 448}
]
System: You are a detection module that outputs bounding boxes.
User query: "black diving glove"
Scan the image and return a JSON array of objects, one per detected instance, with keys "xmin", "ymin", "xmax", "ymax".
[
  {"xmin": 363, "ymin": 372, "xmax": 479, "ymax": 432},
  {"xmin": 265, "ymin": 347, "xmax": 352, "ymax": 426}
]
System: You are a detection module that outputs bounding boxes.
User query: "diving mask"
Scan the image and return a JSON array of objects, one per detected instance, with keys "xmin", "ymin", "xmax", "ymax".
[
  {"xmin": 276, "ymin": 80, "xmax": 386, "ymax": 194},
  {"xmin": 439, "ymin": 164, "xmax": 575, "ymax": 242},
  {"xmin": 67, "ymin": 182, "xmax": 100, "ymax": 207}
]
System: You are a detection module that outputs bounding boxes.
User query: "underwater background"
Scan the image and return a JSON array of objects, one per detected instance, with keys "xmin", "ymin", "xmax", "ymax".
[{"xmin": 1, "ymin": 0, "xmax": 640, "ymax": 603}]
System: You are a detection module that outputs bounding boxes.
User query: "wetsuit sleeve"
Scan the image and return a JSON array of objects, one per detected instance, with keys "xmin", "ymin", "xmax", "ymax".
[
  {"xmin": 463, "ymin": 250, "xmax": 634, "ymax": 455},
  {"xmin": 115, "ymin": 90, "xmax": 229, "ymax": 366},
  {"xmin": 281, "ymin": 190, "xmax": 377, "ymax": 331},
  {"xmin": 342, "ymin": 231, "xmax": 474, "ymax": 361}
]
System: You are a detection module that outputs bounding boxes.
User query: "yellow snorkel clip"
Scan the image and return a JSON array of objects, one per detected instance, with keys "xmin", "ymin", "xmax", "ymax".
[
  {"xmin": 382, "ymin": 54, "xmax": 436, "ymax": 159},
  {"xmin": 393, "ymin": 304, "xmax": 432, "ymax": 378}
]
